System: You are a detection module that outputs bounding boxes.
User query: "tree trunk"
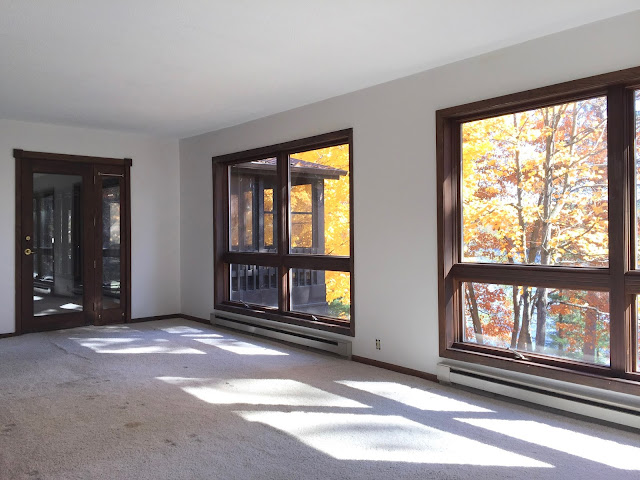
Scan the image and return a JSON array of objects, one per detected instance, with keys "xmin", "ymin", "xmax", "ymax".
[
  {"xmin": 511, "ymin": 285, "xmax": 520, "ymax": 349},
  {"xmin": 517, "ymin": 287, "xmax": 533, "ymax": 350},
  {"xmin": 583, "ymin": 307, "xmax": 597, "ymax": 362},
  {"xmin": 535, "ymin": 287, "xmax": 547, "ymax": 352},
  {"xmin": 465, "ymin": 283, "xmax": 484, "ymax": 344}
]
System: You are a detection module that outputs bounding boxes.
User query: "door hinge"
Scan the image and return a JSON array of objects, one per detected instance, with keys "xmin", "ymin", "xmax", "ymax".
[
  {"xmin": 93, "ymin": 302, "xmax": 96, "ymax": 311},
  {"xmin": 93, "ymin": 216, "xmax": 96, "ymax": 227},
  {"xmin": 93, "ymin": 260, "xmax": 96, "ymax": 268}
]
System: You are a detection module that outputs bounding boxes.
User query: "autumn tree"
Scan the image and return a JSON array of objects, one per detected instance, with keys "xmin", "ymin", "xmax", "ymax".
[
  {"xmin": 463, "ymin": 98, "xmax": 610, "ymax": 363},
  {"xmin": 291, "ymin": 145, "xmax": 351, "ymax": 317}
]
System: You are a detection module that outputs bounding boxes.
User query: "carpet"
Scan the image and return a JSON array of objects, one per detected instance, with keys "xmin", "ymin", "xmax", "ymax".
[{"xmin": 0, "ymin": 319, "xmax": 638, "ymax": 479}]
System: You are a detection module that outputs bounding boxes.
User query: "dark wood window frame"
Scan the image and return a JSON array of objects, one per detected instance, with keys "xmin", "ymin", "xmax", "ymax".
[
  {"xmin": 437, "ymin": 66, "xmax": 640, "ymax": 396},
  {"xmin": 213, "ymin": 129, "xmax": 354, "ymax": 336}
]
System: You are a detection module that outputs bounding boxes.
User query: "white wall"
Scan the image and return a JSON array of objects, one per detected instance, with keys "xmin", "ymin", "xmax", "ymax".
[
  {"xmin": 179, "ymin": 12, "xmax": 640, "ymax": 375},
  {"xmin": 0, "ymin": 119, "xmax": 181, "ymax": 334}
]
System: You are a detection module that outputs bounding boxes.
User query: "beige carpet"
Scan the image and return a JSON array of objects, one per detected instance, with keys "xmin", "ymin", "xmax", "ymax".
[{"xmin": 1, "ymin": 319, "xmax": 639, "ymax": 480}]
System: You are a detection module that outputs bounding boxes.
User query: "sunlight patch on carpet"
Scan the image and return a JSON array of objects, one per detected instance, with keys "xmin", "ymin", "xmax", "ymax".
[
  {"xmin": 337, "ymin": 381, "xmax": 492, "ymax": 412},
  {"xmin": 70, "ymin": 337, "xmax": 206, "ymax": 354},
  {"xmin": 158, "ymin": 377, "xmax": 370, "ymax": 408},
  {"xmin": 237, "ymin": 411, "xmax": 552, "ymax": 467},
  {"xmin": 192, "ymin": 337, "xmax": 288, "ymax": 355},
  {"xmin": 457, "ymin": 418, "xmax": 640, "ymax": 470},
  {"xmin": 161, "ymin": 326, "xmax": 203, "ymax": 334}
]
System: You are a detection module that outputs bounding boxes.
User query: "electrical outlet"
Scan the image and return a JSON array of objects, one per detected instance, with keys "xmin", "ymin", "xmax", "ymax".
[{"xmin": 375, "ymin": 339, "xmax": 381, "ymax": 350}]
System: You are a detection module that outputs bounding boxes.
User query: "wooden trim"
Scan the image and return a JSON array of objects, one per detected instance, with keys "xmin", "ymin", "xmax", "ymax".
[
  {"xmin": 131, "ymin": 314, "xmax": 184, "ymax": 323},
  {"xmin": 14, "ymin": 149, "xmax": 130, "ymax": 166},
  {"xmin": 14, "ymin": 154, "xmax": 23, "ymax": 335},
  {"xmin": 624, "ymin": 272, "xmax": 640, "ymax": 293},
  {"xmin": 451, "ymin": 263, "xmax": 610, "ymax": 291},
  {"xmin": 179, "ymin": 314, "xmax": 211, "ymax": 325},
  {"xmin": 285, "ymin": 254, "xmax": 350, "ymax": 271},
  {"xmin": 223, "ymin": 252, "xmax": 281, "ymax": 267},
  {"xmin": 211, "ymin": 129, "xmax": 353, "ymax": 165},
  {"xmin": 277, "ymin": 151, "xmax": 290, "ymax": 312},
  {"xmin": 124, "ymin": 161, "xmax": 132, "ymax": 323},
  {"xmin": 608, "ymin": 85, "xmax": 633, "ymax": 373},
  {"xmin": 437, "ymin": 65, "xmax": 640, "ymax": 393},
  {"xmin": 0, "ymin": 332, "xmax": 17, "ymax": 339},
  {"xmin": 213, "ymin": 162, "xmax": 229, "ymax": 306},
  {"xmin": 352, "ymin": 355, "xmax": 439, "ymax": 383}
]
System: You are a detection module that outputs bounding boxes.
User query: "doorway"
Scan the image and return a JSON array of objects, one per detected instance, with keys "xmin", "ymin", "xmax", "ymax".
[{"xmin": 15, "ymin": 150, "xmax": 131, "ymax": 333}]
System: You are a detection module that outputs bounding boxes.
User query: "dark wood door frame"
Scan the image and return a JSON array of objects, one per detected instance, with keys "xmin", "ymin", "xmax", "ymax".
[{"xmin": 14, "ymin": 149, "xmax": 132, "ymax": 335}]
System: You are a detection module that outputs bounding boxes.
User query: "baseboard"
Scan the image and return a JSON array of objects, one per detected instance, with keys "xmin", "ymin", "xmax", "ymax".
[
  {"xmin": 179, "ymin": 314, "xmax": 211, "ymax": 325},
  {"xmin": 0, "ymin": 332, "xmax": 16, "ymax": 339},
  {"xmin": 352, "ymin": 355, "xmax": 438, "ymax": 383},
  {"xmin": 131, "ymin": 314, "xmax": 182, "ymax": 323}
]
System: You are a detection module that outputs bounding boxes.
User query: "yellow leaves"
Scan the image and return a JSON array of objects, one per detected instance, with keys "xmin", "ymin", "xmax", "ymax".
[
  {"xmin": 292, "ymin": 145, "xmax": 350, "ymax": 302},
  {"xmin": 263, "ymin": 188, "xmax": 273, "ymax": 212},
  {"xmin": 462, "ymin": 97, "xmax": 609, "ymax": 267}
]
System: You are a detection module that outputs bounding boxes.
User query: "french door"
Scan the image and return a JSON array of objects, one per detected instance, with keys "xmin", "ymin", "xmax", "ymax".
[{"xmin": 15, "ymin": 150, "xmax": 131, "ymax": 333}]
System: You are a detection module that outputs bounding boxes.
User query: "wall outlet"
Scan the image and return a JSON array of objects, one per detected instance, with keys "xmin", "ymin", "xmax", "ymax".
[{"xmin": 375, "ymin": 339, "xmax": 381, "ymax": 350}]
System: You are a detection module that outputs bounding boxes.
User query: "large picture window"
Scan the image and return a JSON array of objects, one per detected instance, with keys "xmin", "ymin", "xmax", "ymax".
[
  {"xmin": 437, "ymin": 67, "xmax": 640, "ymax": 394},
  {"xmin": 213, "ymin": 130, "xmax": 353, "ymax": 335}
]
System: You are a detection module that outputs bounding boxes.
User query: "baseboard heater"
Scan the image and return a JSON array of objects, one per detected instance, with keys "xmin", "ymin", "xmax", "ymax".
[
  {"xmin": 438, "ymin": 360, "xmax": 640, "ymax": 430},
  {"xmin": 211, "ymin": 311, "xmax": 352, "ymax": 358}
]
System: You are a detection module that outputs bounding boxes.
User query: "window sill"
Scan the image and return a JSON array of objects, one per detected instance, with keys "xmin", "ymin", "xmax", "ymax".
[{"xmin": 214, "ymin": 303, "xmax": 354, "ymax": 337}]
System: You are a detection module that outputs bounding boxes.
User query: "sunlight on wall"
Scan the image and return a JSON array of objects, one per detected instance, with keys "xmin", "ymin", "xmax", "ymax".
[
  {"xmin": 456, "ymin": 419, "xmax": 640, "ymax": 470},
  {"xmin": 237, "ymin": 411, "xmax": 552, "ymax": 467},
  {"xmin": 157, "ymin": 377, "xmax": 369, "ymax": 408},
  {"xmin": 193, "ymin": 337, "xmax": 287, "ymax": 355},
  {"xmin": 337, "ymin": 381, "xmax": 492, "ymax": 413},
  {"xmin": 69, "ymin": 337, "xmax": 206, "ymax": 354}
]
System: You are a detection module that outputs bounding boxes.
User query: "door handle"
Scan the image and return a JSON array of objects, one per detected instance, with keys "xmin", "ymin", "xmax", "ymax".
[{"xmin": 24, "ymin": 248, "xmax": 33, "ymax": 256}]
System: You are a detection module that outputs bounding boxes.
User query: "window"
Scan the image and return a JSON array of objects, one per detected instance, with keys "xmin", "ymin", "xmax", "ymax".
[
  {"xmin": 437, "ymin": 66, "xmax": 640, "ymax": 394},
  {"xmin": 213, "ymin": 130, "xmax": 353, "ymax": 335}
]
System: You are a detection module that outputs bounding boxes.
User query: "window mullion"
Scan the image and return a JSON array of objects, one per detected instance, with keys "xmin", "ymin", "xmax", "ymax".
[
  {"xmin": 277, "ymin": 151, "xmax": 290, "ymax": 312},
  {"xmin": 608, "ymin": 85, "xmax": 633, "ymax": 374}
]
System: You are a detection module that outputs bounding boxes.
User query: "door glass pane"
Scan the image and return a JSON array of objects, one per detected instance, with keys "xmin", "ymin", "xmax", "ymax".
[
  {"xmin": 462, "ymin": 97, "xmax": 608, "ymax": 267},
  {"xmin": 33, "ymin": 173, "xmax": 83, "ymax": 316},
  {"xmin": 290, "ymin": 269, "xmax": 350, "ymax": 320},
  {"xmin": 229, "ymin": 159, "xmax": 278, "ymax": 252},
  {"xmin": 102, "ymin": 178, "xmax": 121, "ymax": 309},
  {"xmin": 289, "ymin": 145, "xmax": 350, "ymax": 255},
  {"xmin": 462, "ymin": 282, "xmax": 610, "ymax": 366}
]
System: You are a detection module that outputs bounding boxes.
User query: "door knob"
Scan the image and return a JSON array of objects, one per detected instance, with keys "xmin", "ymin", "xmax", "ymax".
[{"xmin": 24, "ymin": 248, "xmax": 33, "ymax": 256}]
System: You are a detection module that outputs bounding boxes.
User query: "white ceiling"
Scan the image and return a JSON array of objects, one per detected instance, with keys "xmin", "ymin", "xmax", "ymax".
[{"xmin": 1, "ymin": 1, "xmax": 639, "ymax": 138}]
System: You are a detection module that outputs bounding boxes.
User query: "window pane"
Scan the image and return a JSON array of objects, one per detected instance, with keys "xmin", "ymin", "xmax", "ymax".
[
  {"xmin": 229, "ymin": 159, "xmax": 277, "ymax": 252},
  {"xmin": 289, "ymin": 145, "xmax": 350, "ymax": 256},
  {"xmin": 462, "ymin": 97, "xmax": 608, "ymax": 267},
  {"xmin": 463, "ymin": 282, "xmax": 610, "ymax": 365},
  {"xmin": 230, "ymin": 264, "xmax": 278, "ymax": 308},
  {"xmin": 290, "ymin": 269, "xmax": 350, "ymax": 320}
]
